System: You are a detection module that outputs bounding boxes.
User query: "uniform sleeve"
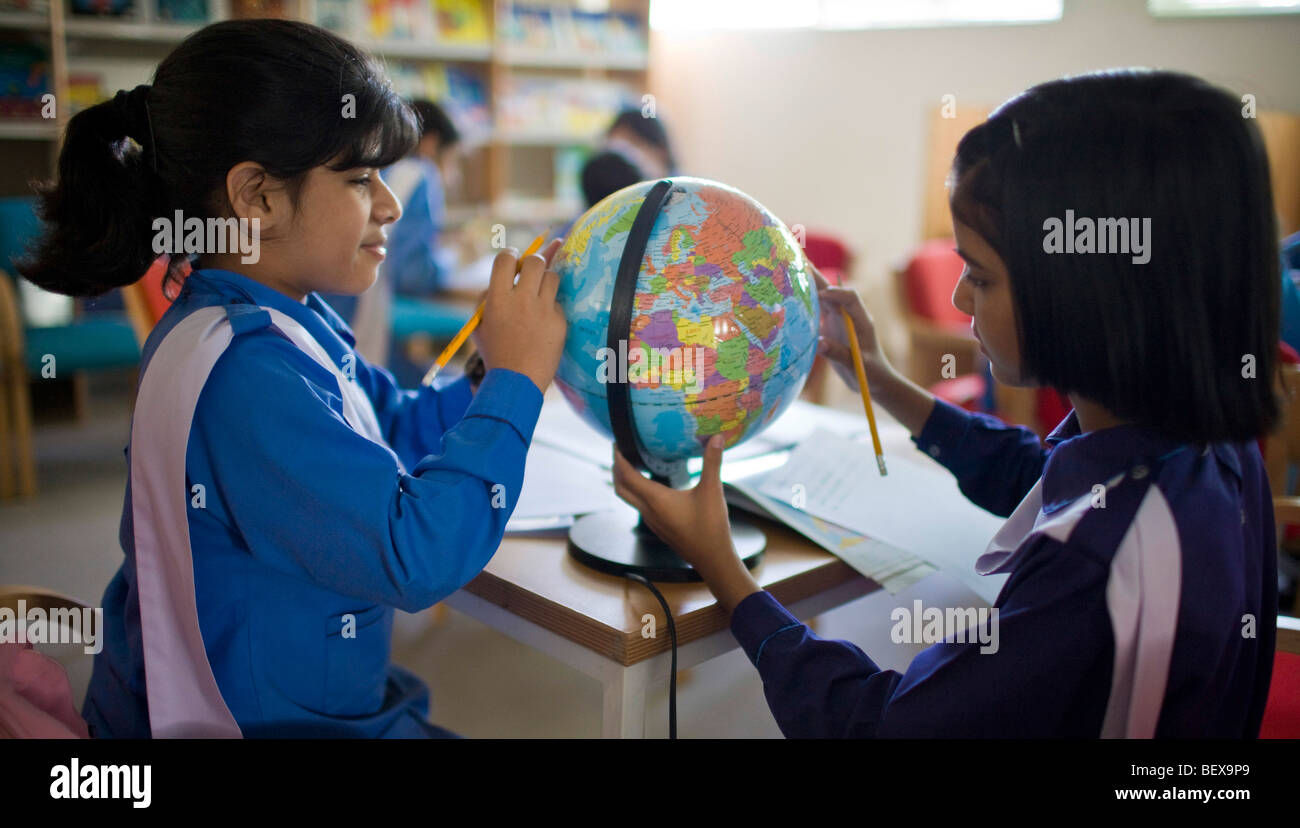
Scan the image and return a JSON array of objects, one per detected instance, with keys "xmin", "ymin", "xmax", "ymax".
[
  {"xmin": 193, "ymin": 332, "xmax": 541, "ymax": 612},
  {"xmin": 353, "ymin": 353, "xmax": 475, "ymax": 471},
  {"xmin": 730, "ymin": 535, "xmax": 1114, "ymax": 738},
  {"xmin": 911, "ymin": 398, "xmax": 1050, "ymax": 517}
]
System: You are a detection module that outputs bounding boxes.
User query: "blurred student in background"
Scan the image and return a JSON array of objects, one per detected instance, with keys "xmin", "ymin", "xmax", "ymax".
[
  {"xmin": 605, "ymin": 107, "xmax": 677, "ymax": 178},
  {"xmin": 326, "ymin": 99, "xmax": 461, "ymax": 365}
]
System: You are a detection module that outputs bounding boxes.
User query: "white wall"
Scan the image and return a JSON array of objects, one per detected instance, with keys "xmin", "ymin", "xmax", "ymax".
[{"xmin": 648, "ymin": 0, "xmax": 1300, "ymax": 356}]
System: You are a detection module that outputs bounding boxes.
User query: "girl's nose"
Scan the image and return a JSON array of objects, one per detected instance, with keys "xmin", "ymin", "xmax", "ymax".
[
  {"xmin": 375, "ymin": 175, "xmax": 403, "ymax": 225},
  {"xmin": 952, "ymin": 268, "xmax": 974, "ymax": 316}
]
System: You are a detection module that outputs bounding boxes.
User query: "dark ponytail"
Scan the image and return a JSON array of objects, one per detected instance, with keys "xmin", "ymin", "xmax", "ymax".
[
  {"xmin": 19, "ymin": 87, "xmax": 166, "ymax": 296},
  {"xmin": 19, "ymin": 19, "xmax": 419, "ymax": 298}
]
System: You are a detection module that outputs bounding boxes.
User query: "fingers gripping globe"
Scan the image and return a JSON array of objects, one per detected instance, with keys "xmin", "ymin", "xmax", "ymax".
[{"xmin": 552, "ymin": 177, "xmax": 820, "ymax": 488}]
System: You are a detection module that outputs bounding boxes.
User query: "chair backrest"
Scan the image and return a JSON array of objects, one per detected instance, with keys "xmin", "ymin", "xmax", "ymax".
[
  {"xmin": 1265, "ymin": 359, "xmax": 1300, "ymax": 496},
  {"xmin": 1261, "ymin": 615, "xmax": 1300, "ymax": 738},
  {"xmin": 898, "ymin": 238, "xmax": 969, "ymax": 327},
  {"xmin": 0, "ymin": 197, "xmax": 39, "ymax": 276},
  {"xmin": 121, "ymin": 255, "xmax": 177, "ymax": 347},
  {"xmin": 801, "ymin": 231, "xmax": 853, "ymax": 281}
]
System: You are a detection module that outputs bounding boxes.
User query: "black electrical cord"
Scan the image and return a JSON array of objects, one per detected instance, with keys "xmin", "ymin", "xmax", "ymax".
[{"xmin": 623, "ymin": 572, "xmax": 677, "ymax": 739}]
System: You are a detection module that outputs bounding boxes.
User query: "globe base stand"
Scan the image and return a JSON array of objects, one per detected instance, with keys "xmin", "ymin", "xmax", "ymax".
[{"xmin": 568, "ymin": 509, "xmax": 766, "ymax": 583}]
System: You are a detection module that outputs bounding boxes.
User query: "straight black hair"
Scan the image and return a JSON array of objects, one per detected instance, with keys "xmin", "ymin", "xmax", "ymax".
[
  {"xmin": 408, "ymin": 99, "xmax": 459, "ymax": 147},
  {"xmin": 608, "ymin": 107, "xmax": 676, "ymax": 172},
  {"xmin": 19, "ymin": 18, "xmax": 419, "ymax": 297},
  {"xmin": 951, "ymin": 69, "xmax": 1280, "ymax": 443},
  {"xmin": 581, "ymin": 150, "xmax": 644, "ymax": 208}
]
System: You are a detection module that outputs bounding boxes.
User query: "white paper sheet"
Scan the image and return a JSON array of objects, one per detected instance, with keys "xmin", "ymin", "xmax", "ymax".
[
  {"xmin": 507, "ymin": 442, "xmax": 624, "ymax": 527},
  {"xmin": 756, "ymin": 427, "xmax": 1010, "ymax": 604}
]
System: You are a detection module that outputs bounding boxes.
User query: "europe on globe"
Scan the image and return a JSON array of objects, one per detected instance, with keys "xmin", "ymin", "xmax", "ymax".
[{"xmin": 552, "ymin": 176, "xmax": 820, "ymax": 479}]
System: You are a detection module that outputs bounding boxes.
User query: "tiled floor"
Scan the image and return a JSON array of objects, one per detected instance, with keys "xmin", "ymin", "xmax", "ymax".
[{"xmin": 1, "ymin": 373, "xmax": 984, "ymax": 738}]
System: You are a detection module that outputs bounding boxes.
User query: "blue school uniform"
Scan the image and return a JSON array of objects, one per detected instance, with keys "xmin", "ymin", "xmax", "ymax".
[
  {"xmin": 83, "ymin": 268, "xmax": 542, "ymax": 738},
  {"xmin": 731, "ymin": 400, "xmax": 1277, "ymax": 737}
]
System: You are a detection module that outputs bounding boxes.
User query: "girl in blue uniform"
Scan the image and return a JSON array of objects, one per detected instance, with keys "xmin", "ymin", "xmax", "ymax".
[
  {"xmin": 614, "ymin": 70, "xmax": 1280, "ymax": 737},
  {"xmin": 19, "ymin": 19, "xmax": 567, "ymax": 738}
]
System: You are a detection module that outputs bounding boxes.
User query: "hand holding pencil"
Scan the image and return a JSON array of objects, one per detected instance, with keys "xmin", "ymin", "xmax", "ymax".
[
  {"xmin": 424, "ymin": 235, "xmax": 567, "ymax": 394},
  {"xmin": 811, "ymin": 264, "xmax": 889, "ymax": 475}
]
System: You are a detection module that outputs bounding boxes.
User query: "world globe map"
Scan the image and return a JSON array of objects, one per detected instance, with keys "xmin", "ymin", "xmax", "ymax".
[{"xmin": 552, "ymin": 177, "xmax": 820, "ymax": 471}]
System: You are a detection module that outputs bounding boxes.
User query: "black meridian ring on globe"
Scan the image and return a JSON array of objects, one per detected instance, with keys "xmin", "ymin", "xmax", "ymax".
[
  {"xmin": 605, "ymin": 178, "xmax": 678, "ymax": 483},
  {"xmin": 570, "ymin": 177, "xmax": 767, "ymax": 583}
]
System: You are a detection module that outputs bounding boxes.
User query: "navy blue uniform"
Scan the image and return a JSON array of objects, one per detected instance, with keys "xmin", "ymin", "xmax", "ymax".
[{"xmin": 731, "ymin": 400, "xmax": 1277, "ymax": 737}]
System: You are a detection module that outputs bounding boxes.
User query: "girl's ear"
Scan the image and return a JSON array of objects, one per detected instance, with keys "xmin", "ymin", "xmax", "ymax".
[{"xmin": 224, "ymin": 161, "xmax": 282, "ymax": 230}]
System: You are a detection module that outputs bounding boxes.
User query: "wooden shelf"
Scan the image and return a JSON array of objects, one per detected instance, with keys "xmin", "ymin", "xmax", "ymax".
[
  {"xmin": 0, "ymin": 10, "xmax": 49, "ymax": 31},
  {"xmin": 63, "ymin": 17, "xmax": 204, "ymax": 43},
  {"xmin": 1, "ymin": 0, "xmax": 653, "ymax": 225},
  {"xmin": 494, "ymin": 128, "xmax": 601, "ymax": 147},
  {"xmin": 500, "ymin": 47, "xmax": 648, "ymax": 70},
  {"xmin": 354, "ymin": 37, "xmax": 491, "ymax": 62},
  {"xmin": 493, "ymin": 196, "xmax": 582, "ymax": 224},
  {"xmin": 0, "ymin": 120, "xmax": 60, "ymax": 140}
]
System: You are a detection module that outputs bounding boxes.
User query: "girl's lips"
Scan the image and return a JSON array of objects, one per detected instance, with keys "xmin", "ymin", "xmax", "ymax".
[{"xmin": 362, "ymin": 244, "xmax": 387, "ymax": 259}]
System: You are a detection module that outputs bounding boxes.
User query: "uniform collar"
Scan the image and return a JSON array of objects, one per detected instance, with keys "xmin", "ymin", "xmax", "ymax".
[
  {"xmin": 180, "ymin": 269, "xmax": 359, "ymax": 354},
  {"xmin": 1039, "ymin": 409, "xmax": 1198, "ymax": 514}
]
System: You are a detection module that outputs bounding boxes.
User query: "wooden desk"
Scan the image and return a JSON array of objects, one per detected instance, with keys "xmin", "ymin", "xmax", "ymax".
[{"xmin": 447, "ymin": 506, "xmax": 877, "ymax": 737}]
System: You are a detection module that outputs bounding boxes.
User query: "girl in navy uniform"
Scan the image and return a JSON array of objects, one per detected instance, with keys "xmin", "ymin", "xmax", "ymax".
[
  {"xmin": 614, "ymin": 70, "xmax": 1280, "ymax": 737},
  {"xmin": 20, "ymin": 19, "xmax": 567, "ymax": 737}
]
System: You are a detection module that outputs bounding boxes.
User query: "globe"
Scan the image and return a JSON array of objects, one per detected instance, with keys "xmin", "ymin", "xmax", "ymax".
[{"xmin": 552, "ymin": 176, "xmax": 820, "ymax": 481}]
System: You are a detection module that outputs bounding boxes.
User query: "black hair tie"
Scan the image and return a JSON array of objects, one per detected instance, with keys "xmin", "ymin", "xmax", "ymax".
[{"xmin": 112, "ymin": 84, "xmax": 158, "ymax": 172}]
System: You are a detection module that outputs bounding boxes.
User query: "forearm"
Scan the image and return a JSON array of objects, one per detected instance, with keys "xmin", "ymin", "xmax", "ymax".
[
  {"xmin": 697, "ymin": 551, "xmax": 762, "ymax": 614},
  {"xmin": 866, "ymin": 362, "xmax": 936, "ymax": 439}
]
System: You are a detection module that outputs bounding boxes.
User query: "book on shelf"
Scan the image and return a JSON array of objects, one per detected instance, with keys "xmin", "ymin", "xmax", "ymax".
[
  {"xmin": 229, "ymin": 0, "xmax": 292, "ymax": 19},
  {"xmin": 314, "ymin": 0, "xmax": 353, "ymax": 32},
  {"xmin": 156, "ymin": 0, "xmax": 208, "ymax": 22},
  {"xmin": 500, "ymin": 4, "xmax": 555, "ymax": 51},
  {"xmin": 70, "ymin": 0, "xmax": 133, "ymax": 16},
  {"xmin": 0, "ymin": 0, "xmax": 50, "ymax": 13},
  {"xmin": 386, "ymin": 62, "xmax": 490, "ymax": 144},
  {"xmin": 67, "ymin": 72, "xmax": 105, "ymax": 114},
  {"xmin": 498, "ymin": 75, "xmax": 638, "ymax": 140},
  {"xmin": 361, "ymin": 0, "xmax": 436, "ymax": 41},
  {"xmin": 502, "ymin": 4, "xmax": 647, "ymax": 57},
  {"xmin": 433, "ymin": 0, "xmax": 488, "ymax": 44},
  {"xmin": 0, "ymin": 39, "xmax": 50, "ymax": 120}
]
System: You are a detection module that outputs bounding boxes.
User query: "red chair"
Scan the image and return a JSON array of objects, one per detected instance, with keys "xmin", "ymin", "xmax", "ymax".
[
  {"xmin": 893, "ymin": 240, "xmax": 987, "ymax": 410},
  {"xmin": 1260, "ymin": 615, "xmax": 1300, "ymax": 738},
  {"xmin": 122, "ymin": 254, "xmax": 187, "ymax": 347},
  {"xmin": 802, "ymin": 232, "xmax": 851, "ymax": 287},
  {"xmin": 799, "ymin": 230, "xmax": 854, "ymax": 404}
]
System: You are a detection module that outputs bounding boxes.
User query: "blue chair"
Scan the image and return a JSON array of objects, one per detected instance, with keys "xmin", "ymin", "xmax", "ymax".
[
  {"xmin": 0, "ymin": 197, "xmax": 140, "ymax": 498},
  {"xmin": 387, "ymin": 295, "xmax": 476, "ymax": 387}
]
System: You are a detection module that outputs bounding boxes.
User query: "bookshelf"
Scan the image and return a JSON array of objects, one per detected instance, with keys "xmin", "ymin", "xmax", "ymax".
[{"xmin": 0, "ymin": 0, "xmax": 653, "ymax": 247}]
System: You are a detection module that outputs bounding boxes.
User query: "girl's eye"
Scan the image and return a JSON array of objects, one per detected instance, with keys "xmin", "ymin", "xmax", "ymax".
[
  {"xmin": 351, "ymin": 176, "xmax": 372, "ymax": 187},
  {"xmin": 962, "ymin": 268, "xmax": 987, "ymax": 289}
]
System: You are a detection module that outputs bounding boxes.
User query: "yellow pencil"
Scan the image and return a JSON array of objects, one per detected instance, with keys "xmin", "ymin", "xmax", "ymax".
[
  {"xmin": 421, "ymin": 232, "xmax": 548, "ymax": 387},
  {"xmin": 839, "ymin": 308, "xmax": 887, "ymax": 476}
]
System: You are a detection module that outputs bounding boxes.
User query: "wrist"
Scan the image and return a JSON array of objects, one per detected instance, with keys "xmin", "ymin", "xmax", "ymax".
[{"xmin": 698, "ymin": 551, "xmax": 761, "ymax": 614}]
